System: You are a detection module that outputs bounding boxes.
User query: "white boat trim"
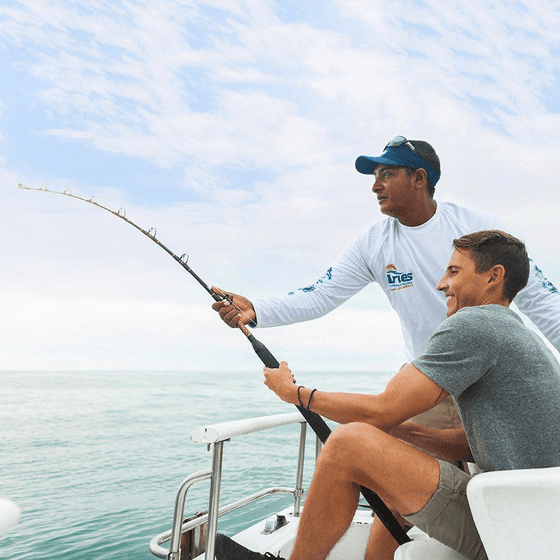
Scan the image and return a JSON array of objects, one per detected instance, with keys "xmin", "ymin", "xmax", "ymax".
[
  {"xmin": 0, "ymin": 497, "xmax": 20, "ymax": 535},
  {"xmin": 189, "ymin": 412, "xmax": 305, "ymax": 444}
]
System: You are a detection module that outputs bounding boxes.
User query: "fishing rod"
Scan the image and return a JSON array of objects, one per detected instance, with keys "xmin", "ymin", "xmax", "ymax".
[{"xmin": 19, "ymin": 182, "xmax": 410, "ymax": 545}]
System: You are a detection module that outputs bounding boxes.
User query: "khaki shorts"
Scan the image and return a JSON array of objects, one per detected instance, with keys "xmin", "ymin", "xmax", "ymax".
[{"xmin": 403, "ymin": 460, "xmax": 487, "ymax": 560}]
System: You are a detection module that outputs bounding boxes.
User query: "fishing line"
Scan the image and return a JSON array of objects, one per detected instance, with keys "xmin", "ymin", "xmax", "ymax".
[
  {"xmin": 19, "ymin": 181, "xmax": 322, "ymax": 386},
  {"xmin": 19, "ymin": 181, "xmax": 411, "ymax": 545},
  {"xmin": 22, "ymin": 183, "xmax": 319, "ymax": 383}
]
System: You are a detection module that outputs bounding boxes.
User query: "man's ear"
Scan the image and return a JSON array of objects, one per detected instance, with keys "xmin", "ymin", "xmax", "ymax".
[
  {"xmin": 488, "ymin": 264, "xmax": 506, "ymax": 288},
  {"xmin": 414, "ymin": 168, "xmax": 428, "ymax": 190}
]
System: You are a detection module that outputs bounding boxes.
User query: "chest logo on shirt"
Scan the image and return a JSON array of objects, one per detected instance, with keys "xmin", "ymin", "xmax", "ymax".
[{"xmin": 386, "ymin": 264, "xmax": 414, "ymax": 291}]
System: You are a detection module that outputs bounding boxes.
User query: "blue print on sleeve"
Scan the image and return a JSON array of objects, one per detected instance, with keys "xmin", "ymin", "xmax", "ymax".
[
  {"xmin": 288, "ymin": 267, "xmax": 333, "ymax": 295},
  {"xmin": 533, "ymin": 262, "xmax": 559, "ymax": 295}
]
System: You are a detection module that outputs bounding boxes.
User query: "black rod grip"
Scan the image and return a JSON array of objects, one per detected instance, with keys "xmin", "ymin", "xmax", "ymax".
[{"xmin": 245, "ymin": 333, "xmax": 410, "ymax": 545}]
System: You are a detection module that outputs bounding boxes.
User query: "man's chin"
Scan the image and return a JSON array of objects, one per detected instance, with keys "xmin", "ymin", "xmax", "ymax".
[
  {"xmin": 378, "ymin": 203, "xmax": 396, "ymax": 218},
  {"xmin": 446, "ymin": 304, "xmax": 458, "ymax": 316}
]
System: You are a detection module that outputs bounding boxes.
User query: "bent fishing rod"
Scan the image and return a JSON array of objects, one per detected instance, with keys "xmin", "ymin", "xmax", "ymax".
[{"xmin": 19, "ymin": 182, "xmax": 410, "ymax": 545}]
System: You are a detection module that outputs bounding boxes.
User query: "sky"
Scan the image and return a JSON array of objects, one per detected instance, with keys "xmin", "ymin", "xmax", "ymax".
[{"xmin": 1, "ymin": 0, "xmax": 559, "ymax": 375}]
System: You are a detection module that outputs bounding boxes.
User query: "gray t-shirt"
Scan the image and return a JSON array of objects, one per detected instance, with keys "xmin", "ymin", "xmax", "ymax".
[{"xmin": 413, "ymin": 305, "xmax": 560, "ymax": 472}]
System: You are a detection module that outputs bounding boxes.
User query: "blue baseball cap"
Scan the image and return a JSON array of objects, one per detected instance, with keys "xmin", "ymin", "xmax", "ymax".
[{"xmin": 355, "ymin": 136, "xmax": 441, "ymax": 187}]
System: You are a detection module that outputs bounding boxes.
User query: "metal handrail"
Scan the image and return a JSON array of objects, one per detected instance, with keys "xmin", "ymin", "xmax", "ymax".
[
  {"xmin": 150, "ymin": 412, "xmax": 312, "ymax": 560},
  {"xmin": 150, "ymin": 468, "xmax": 213, "ymax": 559},
  {"xmin": 149, "ymin": 486, "xmax": 296, "ymax": 559},
  {"xmin": 190, "ymin": 412, "xmax": 305, "ymax": 444}
]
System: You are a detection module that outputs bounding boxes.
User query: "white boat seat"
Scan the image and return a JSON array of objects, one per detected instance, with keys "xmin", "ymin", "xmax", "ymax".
[
  {"xmin": 394, "ymin": 466, "xmax": 560, "ymax": 560},
  {"xmin": 467, "ymin": 466, "xmax": 560, "ymax": 560},
  {"xmin": 394, "ymin": 527, "xmax": 468, "ymax": 560}
]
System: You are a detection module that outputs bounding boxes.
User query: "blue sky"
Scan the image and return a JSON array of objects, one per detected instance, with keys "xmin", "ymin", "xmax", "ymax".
[{"xmin": 1, "ymin": 0, "xmax": 559, "ymax": 375}]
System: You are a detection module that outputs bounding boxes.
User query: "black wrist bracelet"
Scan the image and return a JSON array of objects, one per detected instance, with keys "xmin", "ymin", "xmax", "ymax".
[
  {"xmin": 297, "ymin": 385, "xmax": 305, "ymax": 407},
  {"xmin": 307, "ymin": 388, "xmax": 317, "ymax": 410}
]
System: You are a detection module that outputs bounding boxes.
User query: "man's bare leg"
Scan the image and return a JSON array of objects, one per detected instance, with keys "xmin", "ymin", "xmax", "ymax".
[
  {"xmin": 289, "ymin": 422, "xmax": 440, "ymax": 560},
  {"xmin": 364, "ymin": 511, "xmax": 406, "ymax": 560}
]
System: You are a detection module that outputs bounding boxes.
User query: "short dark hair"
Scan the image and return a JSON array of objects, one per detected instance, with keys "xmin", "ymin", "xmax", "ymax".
[
  {"xmin": 452, "ymin": 230, "xmax": 530, "ymax": 302},
  {"xmin": 409, "ymin": 140, "xmax": 440, "ymax": 198}
]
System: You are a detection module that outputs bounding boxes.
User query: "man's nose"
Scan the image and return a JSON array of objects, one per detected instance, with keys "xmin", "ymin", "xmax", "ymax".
[{"xmin": 372, "ymin": 178, "xmax": 381, "ymax": 192}]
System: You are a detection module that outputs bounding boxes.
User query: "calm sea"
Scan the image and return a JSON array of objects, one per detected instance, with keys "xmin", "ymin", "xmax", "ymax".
[{"xmin": 0, "ymin": 369, "xmax": 392, "ymax": 559}]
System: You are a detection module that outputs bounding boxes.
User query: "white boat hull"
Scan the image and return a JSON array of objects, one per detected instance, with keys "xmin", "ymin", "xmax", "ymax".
[{"xmin": 224, "ymin": 506, "xmax": 374, "ymax": 560}]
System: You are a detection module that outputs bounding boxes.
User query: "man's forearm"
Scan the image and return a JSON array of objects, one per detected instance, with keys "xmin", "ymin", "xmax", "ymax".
[
  {"xmin": 265, "ymin": 362, "xmax": 451, "ymax": 430},
  {"xmin": 294, "ymin": 387, "xmax": 393, "ymax": 427},
  {"xmin": 390, "ymin": 422, "xmax": 474, "ymax": 462}
]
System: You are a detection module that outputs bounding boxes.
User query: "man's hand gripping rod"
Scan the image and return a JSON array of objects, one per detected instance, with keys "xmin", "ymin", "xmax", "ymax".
[{"xmin": 19, "ymin": 183, "xmax": 410, "ymax": 545}]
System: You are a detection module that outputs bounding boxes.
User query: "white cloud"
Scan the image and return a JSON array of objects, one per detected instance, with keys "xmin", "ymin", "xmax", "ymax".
[{"xmin": 1, "ymin": 0, "xmax": 559, "ymax": 371}]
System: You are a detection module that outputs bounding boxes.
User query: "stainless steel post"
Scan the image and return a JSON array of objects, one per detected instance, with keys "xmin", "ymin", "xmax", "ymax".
[
  {"xmin": 167, "ymin": 469, "xmax": 213, "ymax": 560},
  {"xmin": 205, "ymin": 441, "xmax": 224, "ymax": 559},
  {"xmin": 293, "ymin": 422, "xmax": 307, "ymax": 516}
]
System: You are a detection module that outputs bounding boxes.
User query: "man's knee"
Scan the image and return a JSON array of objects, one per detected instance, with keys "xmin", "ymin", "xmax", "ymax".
[
  {"xmin": 320, "ymin": 423, "xmax": 385, "ymax": 469},
  {"xmin": 331, "ymin": 422, "xmax": 386, "ymax": 445}
]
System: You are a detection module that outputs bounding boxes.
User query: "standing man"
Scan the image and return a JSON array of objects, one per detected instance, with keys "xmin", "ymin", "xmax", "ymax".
[
  {"xmin": 212, "ymin": 136, "xmax": 559, "ymax": 361},
  {"xmin": 215, "ymin": 230, "xmax": 560, "ymax": 560}
]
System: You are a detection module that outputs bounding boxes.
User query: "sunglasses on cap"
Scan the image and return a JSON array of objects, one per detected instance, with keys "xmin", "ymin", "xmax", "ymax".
[{"xmin": 385, "ymin": 135, "xmax": 416, "ymax": 152}]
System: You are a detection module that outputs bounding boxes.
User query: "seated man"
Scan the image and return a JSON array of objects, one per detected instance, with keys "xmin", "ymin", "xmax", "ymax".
[{"xmin": 216, "ymin": 230, "xmax": 560, "ymax": 560}]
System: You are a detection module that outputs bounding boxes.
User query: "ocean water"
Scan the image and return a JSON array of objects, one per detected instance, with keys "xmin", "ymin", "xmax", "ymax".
[{"xmin": 0, "ymin": 369, "xmax": 392, "ymax": 559}]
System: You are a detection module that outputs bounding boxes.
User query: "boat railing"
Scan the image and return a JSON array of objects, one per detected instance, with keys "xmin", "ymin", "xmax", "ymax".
[{"xmin": 149, "ymin": 411, "xmax": 321, "ymax": 560}]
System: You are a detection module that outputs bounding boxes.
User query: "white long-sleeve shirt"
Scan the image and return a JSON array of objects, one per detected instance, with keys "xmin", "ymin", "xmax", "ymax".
[{"xmin": 253, "ymin": 201, "xmax": 560, "ymax": 360}]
